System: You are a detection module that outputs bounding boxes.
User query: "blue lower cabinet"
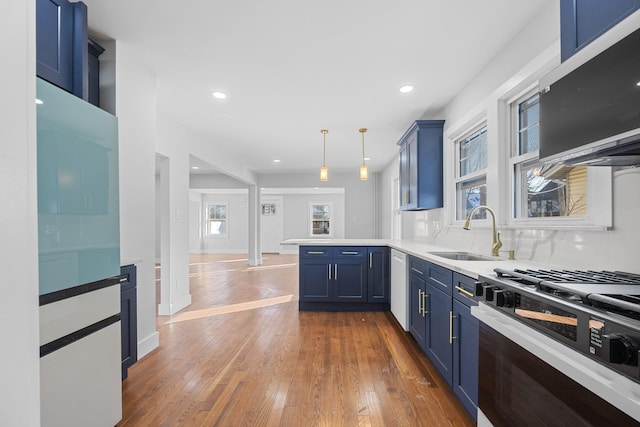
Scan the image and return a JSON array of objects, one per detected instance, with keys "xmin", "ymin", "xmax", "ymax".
[
  {"xmin": 367, "ymin": 247, "xmax": 390, "ymax": 303},
  {"xmin": 299, "ymin": 259, "xmax": 332, "ymax": 301},
  {"xmin": 453, "ymin": 299, "xmax": 479, "ymax": 421},
  {"xmin": 407, "ymin": 256, "xmax": 479, "ymax": 421},
  {"xmin": 299, "ymin": 246, "xmax": 389, "ymax": 311},
  {"xmin": 120, "ymin": 264, "xmax": 137, "ymax": 380},
  {"xmin": 426, "ymin": 283, "xmax": 454, "ymax": 387},
  {"xmin": 409, "ymin": 273, "xmax": 428, "ymax": 350}
]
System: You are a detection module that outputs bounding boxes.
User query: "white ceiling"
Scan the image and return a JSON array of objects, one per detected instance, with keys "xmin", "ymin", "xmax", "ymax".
[{"xmin": 83, "ymin": 0, "xmax": 554, "ymax": 176}]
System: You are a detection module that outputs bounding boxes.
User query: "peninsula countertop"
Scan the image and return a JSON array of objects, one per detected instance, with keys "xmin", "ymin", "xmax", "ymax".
[{"xmin": 282, "ymin": 238, "xmax": 553, "ymax": 279}]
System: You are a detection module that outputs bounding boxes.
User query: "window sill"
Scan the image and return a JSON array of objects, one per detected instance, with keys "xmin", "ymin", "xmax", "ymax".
[
  {"xmin": 504, "ymin": 220, "xmax": 610, "ymax": 232},
  {"xmin": 447, "ymin": 221, "xmax": 610, "ymax": 232}
]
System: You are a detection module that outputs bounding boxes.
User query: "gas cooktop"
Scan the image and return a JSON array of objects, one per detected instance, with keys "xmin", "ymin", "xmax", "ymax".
[{"xmin": 492, "ymin": 268, "xmax": 640, "ymax": 319}]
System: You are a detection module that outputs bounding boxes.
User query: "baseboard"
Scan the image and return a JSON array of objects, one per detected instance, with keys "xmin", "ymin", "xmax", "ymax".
[
  {"xmin": 157, "ymin": 293, "xmax": 192, "ymax": 316},
  {"xmin": 137, "ymin": 330, "xmax": 160, "ymax": 359},
  {"xmin": 200, "ymin": 249, "xmax": 248, "ymax": 254},
  {"xmin": 279, "ymin": 249, "xmax": 298, "ymax": 255}
]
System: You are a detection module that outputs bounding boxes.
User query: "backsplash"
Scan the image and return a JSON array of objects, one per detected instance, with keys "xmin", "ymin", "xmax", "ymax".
[{"xmin": 405, "ymin": 168, "xmax": 640, "ymax": 273}]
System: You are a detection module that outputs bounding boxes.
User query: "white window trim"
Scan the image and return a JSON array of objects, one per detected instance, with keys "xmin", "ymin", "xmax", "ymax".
[
  {"xmin": 452, "ymin": 122, "xmax": 489, "ymax": 224},
  {"xmin": 309, "ymin": 201, "xmax": 333, "ymax": 237},
  {"xmin": 505, "ymin": 89, "xmax": 613, "ymax": 230},
  {"xmin": 204, "ymin": 201, "xmax": 229, "ymax": 239}
]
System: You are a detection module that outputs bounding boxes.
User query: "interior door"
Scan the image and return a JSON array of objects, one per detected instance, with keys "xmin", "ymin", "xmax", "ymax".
[{"xmin": 260, "ymin": 196, "xmax": 283, "ymax": 253}]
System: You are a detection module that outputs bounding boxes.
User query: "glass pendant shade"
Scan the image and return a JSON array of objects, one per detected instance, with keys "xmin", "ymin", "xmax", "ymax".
[
  {"xmin": 320, "ymin": 166, "xmax": 328, "ymax": 181},
  {"xmin": 359, "ymin": 128, "xmax": 368, "ymax": 181},
  {"xmin": 360, "ymin": 165, "xmax": 368, "ymax": 181},
  {"xmin": 320, "ymin": 129, "xmax": 329, "ymax": 181}
]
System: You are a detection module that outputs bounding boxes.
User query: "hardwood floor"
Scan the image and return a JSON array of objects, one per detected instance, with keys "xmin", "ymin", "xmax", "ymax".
[{"xmin": 120, "ymin": 254, "xmax": 475, "ymax": 426}]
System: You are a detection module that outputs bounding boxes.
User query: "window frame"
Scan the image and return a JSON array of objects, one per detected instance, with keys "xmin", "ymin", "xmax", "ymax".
[
  {"xmin": 507, "ymin": 89, "xmax": 612, "ymax": 230},
  {"xmin": 453, "ymin": 122, "xmax": 489, "ymax": 223},
  {"xmin": 204, "ymin": 201, "xmax": 229, "ymax": 238},
  {"xmin": 309, "ymin": 202, "xmax": 333, "ymax": 237}
]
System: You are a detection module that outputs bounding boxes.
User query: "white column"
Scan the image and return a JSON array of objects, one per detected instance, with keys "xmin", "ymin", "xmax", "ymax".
[{"xmin": 248, "ymin": 184, "xmax": 262, "ymax": 266}]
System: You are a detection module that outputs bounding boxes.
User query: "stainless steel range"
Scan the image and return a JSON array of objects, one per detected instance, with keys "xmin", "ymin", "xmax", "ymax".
[
  {"xmin": 478, "ymin": 268, "xmax": 640, "ymax": 381},
  {"xmin": 473, "ymin": 268, "xmax": 640, "ymax": 426}
]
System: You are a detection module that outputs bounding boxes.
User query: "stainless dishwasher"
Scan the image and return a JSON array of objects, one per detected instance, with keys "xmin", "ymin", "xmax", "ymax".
[{"xmin": 390, "ymin": 249, "xmax": 409, "ymax": 331}]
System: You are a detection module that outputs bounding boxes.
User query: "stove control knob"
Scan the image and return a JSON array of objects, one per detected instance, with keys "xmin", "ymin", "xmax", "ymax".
[
  {"xmin": 604, "ymin": 334, "xmax": 639, "ymax": 366},
  {"xmin": 484, "ymin": 286, "xmax": 495, "ymax": 302},
  {"xmin": 494, "ymin": 290, "xmax": 513, "ymax": 308},
  {"xmin": 475, "ymin": 282, "xmax": 484, "ymax": 297}
]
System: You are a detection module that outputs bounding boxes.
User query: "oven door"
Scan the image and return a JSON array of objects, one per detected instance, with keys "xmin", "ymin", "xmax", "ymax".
[{"xmin": 472, "ymin": 303, "xmax": 640, "ymax": 426}]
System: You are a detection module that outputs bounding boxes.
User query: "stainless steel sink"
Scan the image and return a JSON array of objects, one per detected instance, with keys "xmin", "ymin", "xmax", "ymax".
[{"xmin": 427, "ymin": 251, "xmax": 499, "ymax": 261}]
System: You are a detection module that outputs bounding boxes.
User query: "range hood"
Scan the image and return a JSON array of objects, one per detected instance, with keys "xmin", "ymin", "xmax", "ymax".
[{"xmin": 539, "ymin": 13, "xmax": 640, "ymax": 166}]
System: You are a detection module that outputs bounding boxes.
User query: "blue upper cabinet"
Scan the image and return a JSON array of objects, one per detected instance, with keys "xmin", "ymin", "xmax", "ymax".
[
  {"xmin": 36, "ymin": 0, "xmax": 89, "ymax": 100},
  {"xmin": 397, "ymin": 120, "xmax": 445, "ymax": 211},
  {"xmin": 560, "ymin": 0, "xmax": 640, "ymax": 61}
]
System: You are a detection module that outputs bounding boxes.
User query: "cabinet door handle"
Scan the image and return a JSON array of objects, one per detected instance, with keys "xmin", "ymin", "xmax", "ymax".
[
  {"xmin": 328, "ymin": 264, "xmax": 331, "ymax": 280},
  {"xmin": 410, "ymin": 267, "xmax": 424, "ymax": 275},
  {"xmin": 455, "ymin": 285, "xmax": 474, "ymax": 298},
  {"xmin": 418, "ymin": 289, "xmax": 423, "ymax": 315},
  {"xmin": 422, "ymin": 292, "xmax": 429, "ymax": 316},
  {"xmin": 308, "ymin": 251, "xmax": 324, "ymax": 255},
  {"xmin": 341, "ymin": 251, "xmax": 359, "ymax": 255},
  {"xmin": 369, "ymin": 252, "xmax": 373, "ymax": 269},
  {"xmin": 450, "ymin": 311, "xmax": 457, "ymax": 344},
  {"xmin": 334, "ymin": 264, "xmax": 338, "ymax": 280}
]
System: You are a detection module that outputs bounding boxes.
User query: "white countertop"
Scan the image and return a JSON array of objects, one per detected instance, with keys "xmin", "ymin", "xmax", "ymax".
[{"xmin": 283, "ymin": 238, "xmax": 549, "ymax": 279}]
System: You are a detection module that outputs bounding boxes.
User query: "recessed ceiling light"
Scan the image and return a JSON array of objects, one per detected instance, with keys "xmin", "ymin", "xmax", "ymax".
[
  {"xmin": 273, "ymin": 159, "xmax": 281, "ymax": 163},
  {"xmin": 399, "ymin": 85, "xmax": 414, "ymax": 93},
  {"xmin": 35, "ymin": 98, "xmax": 43, "ymax": 104},
  {"xmin": 212, "ymin": 91, "xmax": 227, "ymax": 99},
  {"xmin": 191, "ymin": 166, "xmax": 200, "ymax": 170},
  {"xmin": 636, "ymin": 81, "xmax": 640, "ymax": 87}
]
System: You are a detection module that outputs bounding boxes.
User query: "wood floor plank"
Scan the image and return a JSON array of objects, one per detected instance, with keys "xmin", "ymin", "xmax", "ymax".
[{"xmin": 118, "ymin": 254, "xmax": 474, "ymax": 426}]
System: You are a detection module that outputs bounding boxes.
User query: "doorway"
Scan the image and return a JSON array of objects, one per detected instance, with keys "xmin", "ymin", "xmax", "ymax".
[{"xmin": 260, "ymin": 196, "xmax": 284, "ymax": 253}]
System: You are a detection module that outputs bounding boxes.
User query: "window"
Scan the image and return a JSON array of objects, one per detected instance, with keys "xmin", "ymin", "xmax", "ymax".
[
  {"xmin": 310, "ymin": 203, "xmax": 332, "ymax": 236},
  {"xmin": 205, "ymin": 203, "xmax": 227, "ymax": 237},
  {"xmin": 510, "ymin": 93, "xmax": 589, "ymax": 220},
  {"xmin": 261, "ymin": 203, "xmax": 276, "ymax": 216},
  {"xmin": 455, "ymin": 125, "xmax": 488, "ymax": 221}
]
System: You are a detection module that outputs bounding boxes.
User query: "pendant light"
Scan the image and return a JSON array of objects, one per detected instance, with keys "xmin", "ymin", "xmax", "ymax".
[
  {"xmin": 320, "ymin": 129, "xmax": 329, "ymax": 181},
  {"xmin": 359, "ymin": 128, "xmax": 368, "ymax": 181}
]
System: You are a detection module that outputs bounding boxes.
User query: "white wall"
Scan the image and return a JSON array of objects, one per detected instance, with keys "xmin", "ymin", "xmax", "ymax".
[
  {"xmin": 155, "ymin": 120, "xmax": 192, "ymax": 315},
  {"xmin": 259, "ymin": 172, "xmax": 376, "ymax": 238},
  {"xmin": 116, "ymin": 42, "xmax": 160, "ymax": 357},
  {"xmin": 380, "ymin": 2, "xmax": 640, "ymax": 273},
  {"xmin": 200, "ymin": 192, "xmax": 250, "ymax": 253},
  {"xmin": 189, "ymin": 189, "xmax": 347, "ymax": 253},
  {"xmin": 281, "ymin": 192, "xmax": 346, "ymax": 241},
  {"xmin": 191, "ymin": 173, "xmax": 248, "ymax": 189},
  {"xmin": 189, "ymin": 191, "xmax": 202, "ymax": 253},
  {"xmin": 378, "ymin": 156, "xmax": 398, "ymax": 239},
  {"xmin": 0, "ymin": 2, "xmax": 40, "ymax": 424}
]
